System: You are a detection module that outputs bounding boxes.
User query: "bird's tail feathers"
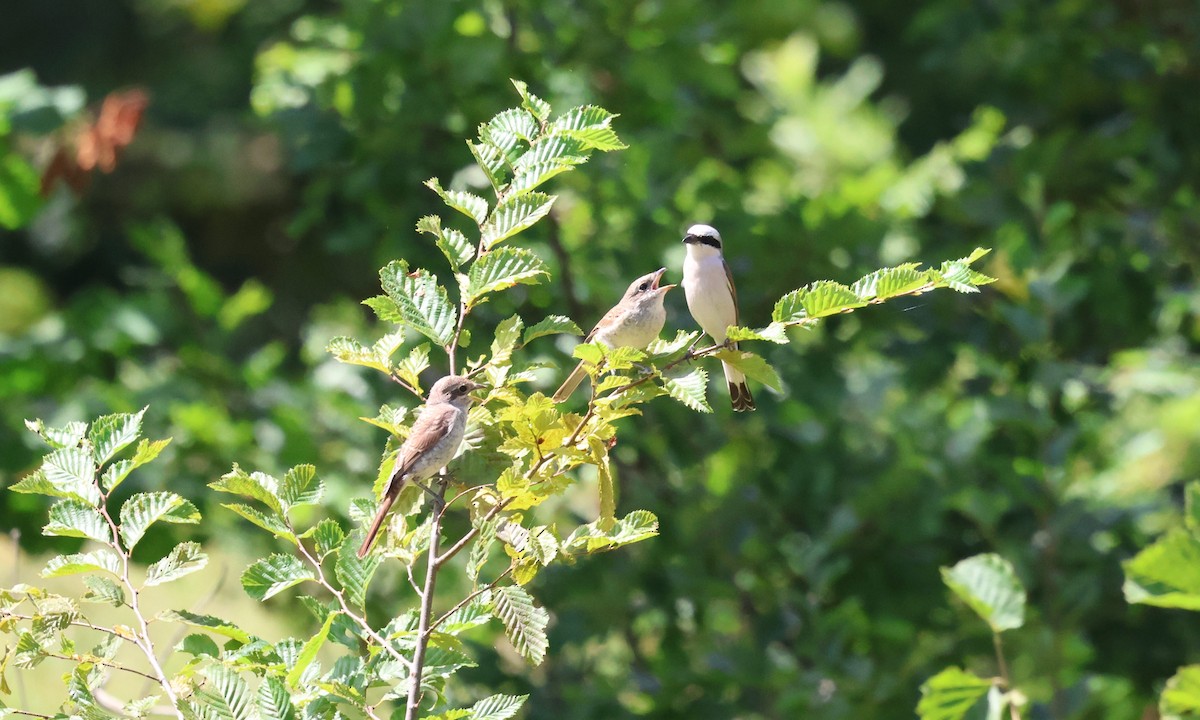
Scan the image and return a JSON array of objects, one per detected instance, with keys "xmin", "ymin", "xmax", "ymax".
[
  {"xmin": 357, "ymin": 490, "xmax": 399, "ymax": 558},
  {"xmin": 721, "ymin": 361, "xmax": 756, "ymax": 412},
  {"xmin": 552, "ymin": 361, "xmax": 589, "ymax": 403}
]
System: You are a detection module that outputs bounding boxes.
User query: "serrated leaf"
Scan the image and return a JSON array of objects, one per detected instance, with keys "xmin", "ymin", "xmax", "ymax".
[
  {"xmin": 480, "ymin": 193, "xmax": 556, "ymax": 249},
  {"xmin": 417, "ymin": 215, "xmax": 475, "ymax": 270},
  {"xmin": 1123, "ymin": 528, "xmax": 1200, "ymax": 609},
  {"xmin": 102, "ymin": 438, "xmax": 172, "ymax": 492},
  {"xmin": 1161, "ymin": 665, "xmax": 1200, "ymax": 718},
  {"xmin": 851, "ymin": 263, "xmax": 930, "ymax": 301},
  {"xmin": 145, "ymin": 542, "xmax": 208, "ymax": 587},
  {"xmin": 41, "ymin": 550, "xmax": 122, "ymax": 579},
  {"xmin": 39, "ymin": 447, "xmax": 101, "ymax": 505},
  {"xmin": 44, "ymin": 499, "xmax": 111, "ymax": 544},
  {"xmin": 552, "ymin": 105, "xmax": 625, "ymax": 151},
  {"xmin": 469, "ymin": 140, "xmax": 510, "ymax": 191},
  {"xmin": 335, "ymin": 543, "xmax": 379, "ymax": 609},
  {"xmin": 917, "ymin": 667, "xmax": 992, "ymax": 720},
  {"xmin": 242, "ymin": 554, "xmax": 315, "ymax": 601},
  {"xmin": 176, "ymin": 633, "xmax": 220, "ymax": 657},
  {"xmin": 936, "ymin": 248, "xmax": 995, "ymax": 293},
  {"xmin": 524, "ymin": 315, "xmax": 582, "ymax": 344},
  {"xmin": 280, "ymin": 464, "xmax": 322, "ymax": 510},
  {"xmin": 304, "ymin": 519, "xmax": 346, "ymax": 559},
  {"xmin": 439, "ymin": 600, "xmax": 492, "ymax": 635},
  {"xmin": 470, "ymin": 694, "xmax": 528, "ymax": 720},
  {"xmin": 204, "ymin": 665, "xmax": 252, "ymax": 720},
  {"xmin": 782, "ymin": 280, "xmax": 868, "ymax": 322},
  {"xmin": 395, "ymin": 342, "xmax": 432, "ymax": 390},
  {"xmin": 223, "ymin": 503, "xmax": 295, "ymax": 543},
  {"xmin": 488, "ymin": 107, "xmax": 538, "ymax": 143},
  {"xmin": 940, "ymin": 553, "xmax": 1026, "ymax": 632},
  {"xmin": 81, "ymin": 575, "xmax": 125, "ymax": 605},
  {"xmin": 326, "ymin": 336, "xmax": 390, "ymax": 373},
  {"xmin": 507, "ymin": 161, "xmax": 573, "ymax": 195},
  {"xmin": 119, "ymin": 491, "xmax": 200, "ymax": 550},
  {"xmin": 210, "ymin": 465, "xmax": 284, "ymax": 514},
  {"xmin": 490, "ymin": 585, "xmax": 549, "ymax": 665},
  {"xmin": 467, "ymin": 517, "xmax": 499, "ymax": 585},
  {"xmin": 287, "ymin": 612, "xmax": 337, "ymax": 689},
  {"xmin": 663, "ymin": 368, "xmax": 711, "ymax": 413},
  {"xmin": 257, "ymin": 677, "xmax": 296, "ymax": 720},
  {"xmin": 511, "ymin": 79, "xmax": 550, "ymax": 122},
  {"xmin": 88, "ymin": 408, "xmax": 146, "ymax": 466},
  {"xmin": 466, "ymin": 247, "xmax": 549, "ymax": 304},
  {"xmin": 726, "ymin": 323, "xmax": 790, "ymax": 344},
  {"xmin": 591, "ymin": 440, "xmax": 616, "ymax": 531},
  {"xmin": 566, "ymin": 509, "xmax": 659, "ymax": 554},
  {"xmin": 378, "ymin": 260, "xmax": 458, "ymax": 346},
  {"xmin": 25, "ymin": 418, "xmax": 88, "ymax": 449},
  {"xmin": 714, "ymin": 349, "xmax": 783, "ymax": 392},
  {"xmin": 159, "ymin": 610, "xmax": 251, "ymax": 643},
  {"xmin": 425, "ymin": 178, "xmax": 488, "ymax": 226},
  {"xmin": 513, "ymin": 136, "xmax": 588, "ymax": 174},
  {"xmin": 646, "ymin": 329, "xmax": 700, "ymax": 357},
  {"xmin": 490, "ymin": 314, "xmax": 524, "ymax": 369}
]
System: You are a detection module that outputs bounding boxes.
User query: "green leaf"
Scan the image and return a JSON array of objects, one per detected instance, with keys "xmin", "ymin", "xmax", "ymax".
[
  {"xmin": 488, "ymin": 107, "xmax": 538, "ymax": 143},
  {"xmin": 223, "ymin": 503, "xmax": 295, "ymax": 543},
  {"xmin": 0, "ymin": 153, "xmax": 41, "ymax": 230},
  {"xmin": 378, "ymin": 260, "xmax": 458, "ymax": 346},
  {"xmin": 1161, "ymin": 665, "xmax": 1200, "ymax": 718},
  {"xmin": 468, "ymin": 517, "xmax": 498, "ymax": 585},
  {"xmin": 25, "ymin": 418, "xmax": 88, "ymax": 449},
  {"xmin": 417, "ymin": 215, "xmax": 475, "ymax": 271},
  {"xmin": 119, "ymin": 491, "xmax": 200, "ymax": 549},
  {"xmin": 176, "ymin": 633, "xmax": 220, "ymax": 657},
  {"xmin": 466, "ymin": 247, "xmax": 549, "ymax": 304},
  {"xmin": 470, "ymin": 694, "xmax": 528, "ymax": 720},
  {"xmin": 469, "ymin": 139, "xmax": 510, "ymax": 191},
  {"xmin": 774, "ymin": 280, "xmax": 868, "ymax": 323},
  {"xmin": 287, "ymin": 611, "xmax": 337, "ymax": 689},
  {"xmin": 565, "ymin": 509, "xmax": 659, "ymax": 554},
  {"xmin": 304, "ymin": 519, "xmax": 346, "ymax": 559},
  {"xmin": 395, "ymin": 343, "xmax": 432, "ymax": 390},
  {"xmin": 490, "ymin": 314, "xmax": 524, "ymax": 366},
  {"xmin": 480, "ymin": 193, "xmax": 556, "ymax": 249},
  {"xmin": 44, "ymin": 499, "xmax": 111, "ymax": 544},
  {"xmin": 851, "ymin": 263, "xmax": 930, "ymax": 301},
  {"xmin": 726, "ymin": 323, "xmax": 790, "ymax": 344},
  {"xmin": 81, "ymin": 575, "xmax": 126, "ymax": 605},
  {"xmin": 280, "ymin": 464, "xmax": 322, "ymax": 510},
  {"xmin": 439, "ymin": 600, "xmax": 492, "ymax": 635},
  {"xmin": 1187, "ymin": 482, "xmax": 1200, "ymax": 534},
  {"xmin": 663, "ymin": 368, "xmax": 712, "ymax": 413},
  {"xmin": 714, "ymin": 349, "xmax": 784, "ymax": 392},
  {"xmin": 159, "ymin": 610, "xmax": 251, "ymax": 643},
  {"xmin": 1123, "ymin": 528, "xmax": 1200, "ymax": 609},
  {"xmin": 524, "ymin": 315, "xmax": 583, "ymax": 344},
  {"xmin": 210, "ymin": 464, "xmax": 284, "ymax": 514},
  {"xmin": 145, "ymin": 542, "xmax": 208, "ymax": 586},
  {"xmin": 511, "ymin": 79, "xmax": 550, "ymax": 122},
  {"xmin": 257, "ymin": 677, "xmax": 296, "ymax": 720},
  {"xmin": 41, "ymin": 550, "xmax": 122, "ymax": 579},
  {"xmin": 490, "ymin": 585, "xmax": 549, "ymax": 665},
  {"xmin": 917, "ymin": 667, "xmax": 992, "ymax": 720},
  {"xmin": 935, "ymin": 248, "xmax": 995, "ymax": 293},
  {"xmin": 507, "ymin": 161, "xmax": 573, "ymax": 195},
  {"xmin": 425, "ymin": 178, "xmax": 488, "ymax": 226},
  {"xmin": 326, "ymin": 334, "xmax": 397, "ymax": 374},
  {"xmin": 940, "ymin": 553, "xmax": 1026, "ymax": 632},
  {"xmin": 646, "ymin": 330, "xmax": 700, "ymax": 357},
  {"xmin": 242, "ymin": 554, "xmax": 315, "ymax": 601},
  {"xmin": 39, "ymin": 447, "xmax": 101, "ymax": 505},
  {"xmin": 513, "ymin": 136, "xmax": 588, "ymax": 174},
  {"xmin": 88, "ymin": 408, "xmax": 146, "ymax": 466},
  {"xmin": 9, "ymin": 470, "xmax": 70, "ymax": 499},
  {"xmin": 335, "ymin": 543, "xmax": 379, "ymax": 609},
  {"xmin": 102, "ymin": 438, "xmax": 172, "ymax": 492},
  {"xmin": 552, "ymin": 105, "xmax": 626, "ymax": 151},
  {"xmin": 203, "ymin": 665, "xmax": 252, "ymax": 720}
]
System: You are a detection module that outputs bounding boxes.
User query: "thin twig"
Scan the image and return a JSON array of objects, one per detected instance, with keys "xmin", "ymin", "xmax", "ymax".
[
  {"xmin": 429, "ymin": 567, "xmax": 512, "ymax": 633},
  {"xmin": 404, "ymin": 478, "xmax": 448, "ymax": 720},
  {"xmin": 43, "ymin": 651, "xmax": 160, "ymax": 682},
  {"xmin": 389, "ymin": 371, "xmax": 425, "ymax": 399},
  {"xmin": 993, "ymin": 632, "xmax": 1021, "ymax": 720},
  {"xmin": 7, "ymin": 710, "xmax": 53, "ymax": 719},
  {"xmin": 1, "ymin": 611, "xmax": 122, "ymax": 637}
]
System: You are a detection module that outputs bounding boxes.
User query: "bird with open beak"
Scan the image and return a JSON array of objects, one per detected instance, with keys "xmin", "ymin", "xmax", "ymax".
[{"xmin": 552, "ymin": 268, "xmax": 675, "ymax": 402}]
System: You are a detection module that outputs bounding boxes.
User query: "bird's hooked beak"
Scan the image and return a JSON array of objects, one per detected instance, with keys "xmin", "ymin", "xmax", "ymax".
[
  {"xmin": 465, "ymin": 380, "xmax": 487, "ymax": 402},
  {"xmin": 651, "ymin": 267, "xmax": 675, "ymax": 292}
]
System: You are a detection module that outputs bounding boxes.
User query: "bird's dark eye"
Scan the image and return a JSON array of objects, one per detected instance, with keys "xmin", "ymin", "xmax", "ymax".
[
  {"xmin": 458, "ymin": 384, "xmax": 469, "ymax": 394},
  {"xmin": 638, "ymin": 283, "xmax": 649, "ymax": 292}
]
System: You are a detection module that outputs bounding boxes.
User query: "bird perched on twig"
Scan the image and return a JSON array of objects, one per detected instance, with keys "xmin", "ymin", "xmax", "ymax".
[
  {"xmin": 552, "ymin": 268, "xmax": 675, "ymax": 403},
  {"xmin": 358, "ymin": 375, "xmax": 483, "ymax": 558},
  {"xmin": 681, "ymin": 224, "xmax": 755, "ymax": 411}
]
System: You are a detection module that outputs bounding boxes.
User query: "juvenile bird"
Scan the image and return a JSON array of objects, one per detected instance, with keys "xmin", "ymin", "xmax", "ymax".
[
  {"xmin": 358, "ymin": 375, "xmax": 483, "ymax": 558},
  {"xmin": 681, "ymin": 224, "xmax": 755, "ymax": 411},
  {"xmin": 552, "ymin": 268, "xmax": 675, "ymax": 402}
]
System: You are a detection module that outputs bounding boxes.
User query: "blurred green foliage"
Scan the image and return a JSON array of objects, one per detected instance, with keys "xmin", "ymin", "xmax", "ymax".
[{"xmin": 3, "ymin": 0, "xmax": 1199, "ymax": 717}]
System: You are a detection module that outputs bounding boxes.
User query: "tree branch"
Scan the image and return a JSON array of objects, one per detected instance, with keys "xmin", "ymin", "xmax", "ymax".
[{"xmin": 405, "ymin": 478, "xmax": 448, "ymax": 720}]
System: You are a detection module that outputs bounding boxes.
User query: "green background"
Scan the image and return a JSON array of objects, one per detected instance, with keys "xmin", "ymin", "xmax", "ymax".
[{"xmin": 2, "ymin": 0, "xmax": 1198, "ymax": 717}]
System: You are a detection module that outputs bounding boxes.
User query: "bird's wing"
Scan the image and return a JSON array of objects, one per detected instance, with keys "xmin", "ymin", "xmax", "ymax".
[
  {"xmin": 392, "ymin": 404, "xmax": 457, "ymax": 478},
  {"xmin": 723, "ymin": 258, "xmax": 740, "ymax": 326}
]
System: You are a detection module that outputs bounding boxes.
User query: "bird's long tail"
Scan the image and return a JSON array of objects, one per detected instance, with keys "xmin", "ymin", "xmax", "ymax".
[
  {"xmin": 552, "ymin": 360, "xmax": 589, "ymax": 403},
  {"xmin": 721, "ymin": 359, "xmax": 755, "ymax": 412},
  {"xmin": 358, "ymin": 488, "xmax": 400, "ymax": 558}
]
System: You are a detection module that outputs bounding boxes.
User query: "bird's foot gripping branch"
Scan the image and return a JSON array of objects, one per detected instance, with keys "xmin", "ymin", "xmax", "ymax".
[{"xmin": 2, "ymin": 81, "xmax": 994, "ymax": 718}]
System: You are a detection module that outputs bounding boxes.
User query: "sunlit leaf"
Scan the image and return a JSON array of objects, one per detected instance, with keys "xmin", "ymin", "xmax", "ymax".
[
  {"xmin": 480, "ymin": 193, "xmax": 556, "ymax": 249},
  {"xmin": 257, "ymin": 676, "xmax": 296, "ymax": 720},
  {"xmin": 466, "ymin": 247, "xmax": 549, "ymax": 304},
  {"xmin": 25, "ymin": 418, "xmax": 87, "ymax": 449},
  {"xmin": 335, "ymin": 543, "xmax": 379, "ymax": 609},
  {"xmin": 223, "ymin": 503, "xmax": 295, "ymax": 543},
  {"xmin": 88, "ymin": 408, "xmax": 146, "ymax": 466},
  {"xmin": 524, "ymin": 315, "xmax": 582, "ymax": 345},
  {"xmin": 1123, "ymin": 529, "xmax": 1200, "ymax": 610},
  {"xmin": 714, "ymin": 349, "xmax": 784, "ymax": 392},
  {"xmin": 552, "ymin": 105, "xmax": 625, "ymax": 151},
  {"xmin": 242, "ymin": 554, "xmax": 315, "ymax": 601},
  {"xmin": 470, "ymin": 693, "xmax": 528, "ymax": 720},
  {"xmin": 102, "ymin": 438, "xmax": 172, "ymax": 493},
  {"xmin": 119, "ymin": 491, "xmax": 200, "ymax": 550},
  {"xmin": 511, "ymin": 79, "xmax": 550, "ymax": 122},
  {"xmin": 490, "ymin": 585, "xmax": 549, "ymax": 665},
  {"xmin": 203, "ymin": 665, "xmax": 252, "ymax": 720},
  {"xmin": 159, "ymin": 609, "xmax": 251, "ymax": 643},
  {"xmin": 280, "ymin": 464, "xmax": 322, "ymax": 510},
  {"xmin": 851, "ymin": 263, "xmax": 930, "ymax": 301},
  {"xmin": 41, "ymin": 550, "xmax": 122, "ymax": 579},
  {"xmin": 425, "ymin": 177, "xmax": 488, "ymax": 226},
  {"xmin": 81, "ymin": 575, "xmax": 125, "ymax": 605},
  {"xmin": 417, "ymin": 215, "xmax": 475, "ymax": 271},
  {"xmin": 44, "ymin": 499, "xmax": 111, "ymax": 544},
  {"xmin": 725, "ymin": 323, "xmax": 790, "ymax": 344},
  {"xmin": 210, "ymin": 464, "xmax": 284, "ymax": 515},
  {"xmin": 145, "ymin": 542, "xmax": 208, "ymax": 586},
  {"xmin": 378, "ymin": 260, "xmax": 458, "ymax": 345},
  {"xmin": 917, "ymin": 667, "xmax": 992, "ymax": 720},
  {"xmin": 663, "ymin": 368, "xmax": 711, "ymax": 413},
  {"xmin": 287, "ymin": 611, "xmax": 337, "ymax": 688},
  {"xmin": 39, "ymin": 447, "xmax": 100, "ymax": 505},
  {"xmin": 940, "ymin": 553, "xmax": 1026, "ymax": 632}
]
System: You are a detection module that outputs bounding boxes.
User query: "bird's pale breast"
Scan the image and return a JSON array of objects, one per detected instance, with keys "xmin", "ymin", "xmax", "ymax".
[{"xmin": 683, "ymin": 254, "xmax": 736, "ymax": 342}]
